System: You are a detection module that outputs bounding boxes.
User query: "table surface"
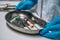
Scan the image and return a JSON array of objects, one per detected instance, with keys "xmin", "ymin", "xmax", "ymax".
[{"xmin": 0, "ymin": 11, "xmax": 53, "ymax": 40}]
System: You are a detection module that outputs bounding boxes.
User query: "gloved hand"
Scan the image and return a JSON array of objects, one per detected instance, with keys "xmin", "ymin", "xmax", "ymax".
[
  {"xmin": 15, "ymin": 0, "xmax": 37, "ymax": 10},
  {"xmin": 40, "ymin": 16, "xmax": 60, "ymax": 39}
]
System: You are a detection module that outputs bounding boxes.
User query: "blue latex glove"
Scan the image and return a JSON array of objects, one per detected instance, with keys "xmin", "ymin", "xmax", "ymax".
[
  {"xmin": 40, "ymin": 16, "xmax": 60, "ymax": 39},
  {"xmin": 15, "ymin": 0, "xmax": 37, "ymax": 10}
]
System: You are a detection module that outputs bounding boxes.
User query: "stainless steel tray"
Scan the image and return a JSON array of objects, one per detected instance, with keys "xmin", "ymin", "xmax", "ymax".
[{"xmin": 5, "ymin": 11, "xmax": 47, "ymax": 34}]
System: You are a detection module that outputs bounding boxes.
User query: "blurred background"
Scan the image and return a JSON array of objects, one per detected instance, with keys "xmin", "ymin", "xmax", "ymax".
[{"xmin": 0, "ymin": 0, "xmax": 23, "ymax": 1}]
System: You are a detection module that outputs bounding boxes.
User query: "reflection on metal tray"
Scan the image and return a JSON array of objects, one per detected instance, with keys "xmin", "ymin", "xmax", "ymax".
[{"xmin": 5, "ymin": 11, "xmax": 47, "ymax": 34}]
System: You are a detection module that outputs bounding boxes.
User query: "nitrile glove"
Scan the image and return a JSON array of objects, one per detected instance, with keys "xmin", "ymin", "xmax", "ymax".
[
  {"xmin": 40, "ymin": 16, "xmax": 60, "ymax": 39},
  {"xmin": 15, "ymin": 0, "xmax": 37, "ymax": 10}
]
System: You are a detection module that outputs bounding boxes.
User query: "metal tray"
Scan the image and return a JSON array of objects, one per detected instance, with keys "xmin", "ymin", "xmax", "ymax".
[{"xmin": 5, "ymin": 11, "xmax": 47, "ymax": 34}]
